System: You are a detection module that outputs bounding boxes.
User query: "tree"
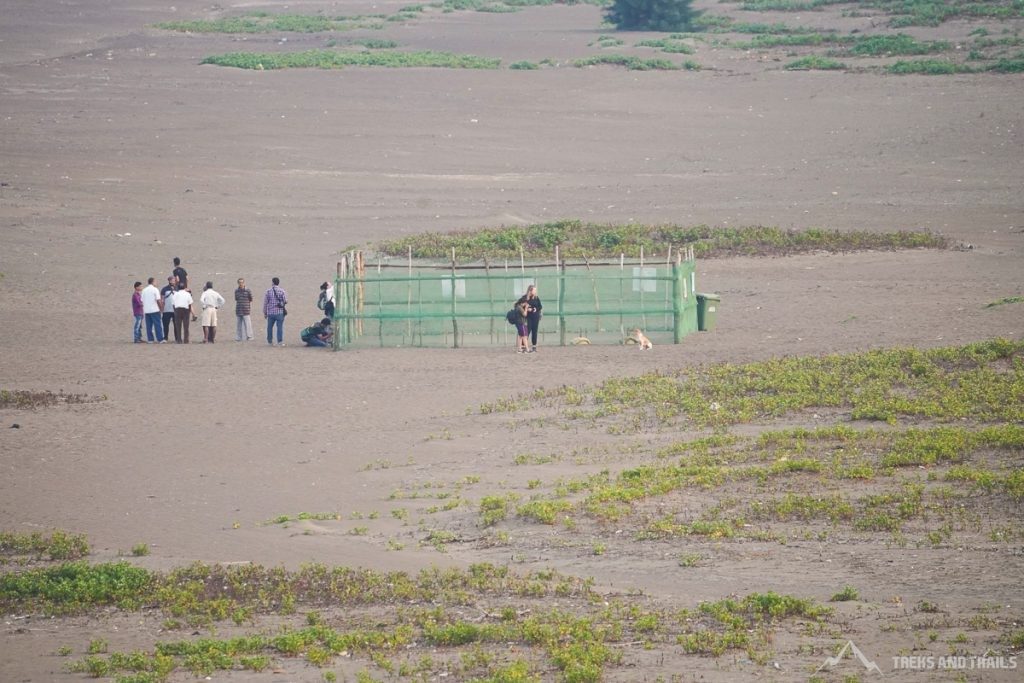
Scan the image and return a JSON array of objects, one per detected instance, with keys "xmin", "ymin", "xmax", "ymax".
[{"xmin": 604, "ymin": 0, "xmax": 701, "ymax": 32}]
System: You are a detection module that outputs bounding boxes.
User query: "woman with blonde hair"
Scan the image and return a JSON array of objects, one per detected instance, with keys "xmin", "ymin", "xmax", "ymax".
[{"xmin": 516, "ymin": 284, "xmax": 543, "ymax": 353}]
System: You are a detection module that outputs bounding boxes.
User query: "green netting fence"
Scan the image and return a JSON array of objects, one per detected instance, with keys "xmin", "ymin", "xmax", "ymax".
[{"xmin": 331, "ymin": 249, "xmax": 699, "ymax": 349}]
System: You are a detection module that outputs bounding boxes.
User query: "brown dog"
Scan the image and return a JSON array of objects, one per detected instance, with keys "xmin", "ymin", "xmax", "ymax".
[{"xmin": 632, "ymin": 328, "xmax": 653, "ymax": 350}]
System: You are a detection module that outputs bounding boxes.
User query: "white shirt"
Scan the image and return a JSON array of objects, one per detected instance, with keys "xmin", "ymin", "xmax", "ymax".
[
  {"xmin": 140, "ymin": 284, "xmax": 162, "ymax": 314},
  {"xmin": 200, "ymin": 289, "xmax": 225, "ymax": 309},
  {"xmin": 171, "ymin": 289, "xmax": 193, "ymax": 309}
]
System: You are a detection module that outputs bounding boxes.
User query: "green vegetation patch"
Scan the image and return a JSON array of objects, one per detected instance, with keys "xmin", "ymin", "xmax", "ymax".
[
  {"xmin": 60, "ymin": 582, "xmax": 830, "ymax": 681},
  {"xmin": 570, "ymin": 338, "xmax": 1024, "ymax": 427},
  {"xmin": 0, "ymin": 388, "xmax": 103, "ymax": 408},
  {"xmin": 0, "ymin": 561, "xmax": 154, "ymax": 614},
  {"xmin": 0, "ymin": 560, "xmax": 592, "ymax": 618},
  {"xmin": 155, "ymin": 13, "xmax": 387, "ymax": 33},
  {"xmin": 785, "ymin": 55, "xmax": 846, "ymax": 70},
  {"xmin": 1, "ymin": 542, "xmax": 833, "ymax": 683},
  {"xmin": 368, "ymin": 219, "xmax": 948, "ymax": 260},
  {"xmin": 986, "ymin": 296, "xmax": 1024, "ymax": 308},
  {"xmin": 887, "ymin": 58, "xmax": 973, "ymax": 74},
  {"xmin": 845, "ymin": 33, "xmax": 951, "ymax": 56},
  {"xmin": 737, "ymin": 0, "xmax": 1024, "ymax": 27},
  {"xmin": 201, "ymin": 49, "xmax": 501, "ymax": 70},
  {"xmin": 0, "ymin": 530, "xmax": 90, "ymax": 563},
  {"xmin": 734, "ymin": 32, "xmax": 839, "ymax": 49},
  {"xmin": 573, "ymin": 54, "xmax": 687, "ymax": 70},
  {"xmin": 635, "ymin": 35, "xmax": 696, "ymax": 54}
]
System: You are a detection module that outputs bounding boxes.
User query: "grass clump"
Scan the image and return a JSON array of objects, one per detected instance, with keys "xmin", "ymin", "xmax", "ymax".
[
  {"xmin": 785, "ymin": 55, "xmax": 846, "ymax": 70},
  {"xmin": 887, "ymin": 58, "xmax": 971, "ymax": 74},
  {"xmin": 845, "ymin": 33, "xmax": 950, "ymax": 56},
  {"xmin": 480, "ymin": 494, "xmax": 519, "ymax": 526},
  {"xmin": 985, "ymin": 296, "xmax": 1024, "ymax": 308},
  {"xmin": 573, "ymin": 54, "xmax": 684, "ymax": 70},
  {"xmin": 0, "ymin": 530, "xmax": 90, "ymax": 562},
  {"xmin": 201, "ymin": 50, "xmax": 501, "ymax": 70},
  {"xmin": 635, "ymin": 36, "xmax": 696, "ymax": 54},
  {"xmin": 0, "ymin": 389, "xmax": 102, "ymax": 408},
  {"xmin": 678, "ymin": 592, "xmax": 830, "ymax": 659},
  {"xmin": 0, "ymin": 561, "xmax": 153, "ymax": 614},
  {"xmin": 734, "ymin": 32, "xmax": 837, "ymax": 49},
  {"xmin": 830, "ymin": 586, "xmax": 859, "ymax": 602}
]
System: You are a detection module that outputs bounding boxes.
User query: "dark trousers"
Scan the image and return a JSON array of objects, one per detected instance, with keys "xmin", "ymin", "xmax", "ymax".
[
  {"xmin": 174, "ymin": 308, "xmax": 191, "ymax": 343},
  {"xmin": 162, "ymin": 311, "xmax": 175, "ymax": 340},
  {"xmin": 527, "ymin": 317, "xmax": 540, "ymax": 346}
]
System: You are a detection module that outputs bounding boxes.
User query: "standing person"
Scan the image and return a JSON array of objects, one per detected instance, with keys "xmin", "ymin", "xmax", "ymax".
[
  {"xmin": 131, "ymin": 282, "xmax": 144, "ymax": 343},
  {"xmin": 160, "ymin": 275, "xmax": 178, "ymax": 341},
  {"xmin": 317, "ymin": 281, "xmax": 335, "ymax": 319},
  {"xmin": 263, "ymin": 277, "xmax": 288, "ymax": 346},
  {"xmin": 172, "ymin": 257, "xmax": 188, "ymax": 289},
  {"xmin": 140, "ymin": 277, "xmax": 165, "ymax": 343},
  {"xmin": 514, "ymin": 298, "xmax": 530, "ymax": 353},
  {"xmin": 171, "ymin": 282, "xmax": 196, "ymax": 344},
  {"xmin": 517, "ymin": 284, "xmax": 543, "ymax": 353},
  {"xmin": 199, "ymin": 281, "xmax": 226, "ymax": 343},
  {"xmin": 234, "ymin": 277, "xmax": 254, "ymax": 341}
]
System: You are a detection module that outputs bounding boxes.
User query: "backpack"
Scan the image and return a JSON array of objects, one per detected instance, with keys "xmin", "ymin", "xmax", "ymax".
[
  {"xmin": 316, "ymin": 291, "xmax": 327, "ymax": 311},
  {"xmin": 505, "ymin": 308, "xmax": 517, "ymax": 326}
]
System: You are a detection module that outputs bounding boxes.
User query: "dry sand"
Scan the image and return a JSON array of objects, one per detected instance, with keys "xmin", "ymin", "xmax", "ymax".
[{"xmin": 1, "ymin": 0, "xmax": 1022, "ymax": 680}]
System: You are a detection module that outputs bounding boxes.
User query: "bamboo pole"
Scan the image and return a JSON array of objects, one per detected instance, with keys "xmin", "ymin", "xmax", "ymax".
[
  {"xmin": 504, "ymin": 259, "xmax": 509, "ymax": 347},
  {"xmin": 450, "ymin": 247, "xmax": 459, "ymax": 348},
  {"xmin": 356, "ymin": 251, "xmax": 365, "ymax": 336},
  {"xmin": 406, "ymin": 246, "xmax": 412, "ymax": 345},
  {"xmin": 673, "ymin": 252, "xmax": 684, "ymax": 344},
  {"xmin": 484, "ymin": 256, "xmax": 494, "ymax": 343},
  {"xmin": 618, "ymin": 253, "xmax": 625, "ymax": 340},
  {"xmin": 557, "ymin": 248, "xmax": 566, "ymax": 347},
  {"xmin": 583, "ymin": 253, "xmax": 600, "ymax": 332},
  {"xmin": 341, "ymin": 255, "xmax": 351, "ymax": 344},
  {"xmin": 639, "ymin": 245, "xmax": 647, "ymax": 332},
  {"xmin": 333, "ymin": 260, "xmax": 342, "ymax": 350}
]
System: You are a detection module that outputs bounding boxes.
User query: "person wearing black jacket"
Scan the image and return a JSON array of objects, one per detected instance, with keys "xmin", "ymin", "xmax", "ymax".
[{"xmin": 517, "ymin": 284, "xmax": 543, "ymax": 353}]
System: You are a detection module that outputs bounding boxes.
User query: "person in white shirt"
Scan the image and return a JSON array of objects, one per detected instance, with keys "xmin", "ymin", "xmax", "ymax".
[
  {"xmin": 199, "ymin": 281, "xmax": 226, "ymax": 344},
  {"xmin": 140, "ymin": 277, "xmax": 166, "ymax": 343},
  {"xmin": 171, "ymin": 283, "xmax": 195, "ymax": 344}
]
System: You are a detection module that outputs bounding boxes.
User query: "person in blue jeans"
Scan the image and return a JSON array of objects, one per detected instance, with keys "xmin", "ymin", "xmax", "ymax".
[
  {"xmin": 262, "ymin": 277, "xmax": 288, "ymax": 346},
  {"xmin": 131, "ymin": 282, "xmax": 144, "ymax": 343},
  {"xmin": 301, "ymin": 318, "xmax": 333, "ymax": 347}
]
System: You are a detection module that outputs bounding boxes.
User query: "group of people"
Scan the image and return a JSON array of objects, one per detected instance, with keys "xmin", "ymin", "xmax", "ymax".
[
  {"xmin": 131, "ymin": 258, "xmax": 335, "ymax": 347},
  {"xmin": 133, "ymin": 262, "xmax": 545, "ymax": 351}
]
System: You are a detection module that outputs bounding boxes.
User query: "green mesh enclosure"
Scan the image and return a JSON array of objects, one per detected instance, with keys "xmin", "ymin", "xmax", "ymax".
[{"xmin": 332, "ymin": 258, "xmax": 698, "ymax": 349}]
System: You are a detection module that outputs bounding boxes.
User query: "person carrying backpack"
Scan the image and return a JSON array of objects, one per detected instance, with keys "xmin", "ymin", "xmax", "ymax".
[
  {"xmin": 301, "ymin": 317, "xmax": 333, "ymax": 348},
  {"xmin": 317, "ymin": 282, "xmax": 335, "ymax": 319},
  {"xmin": 517, "ymin": 284, "xmax": 543, "ymax": 353}
]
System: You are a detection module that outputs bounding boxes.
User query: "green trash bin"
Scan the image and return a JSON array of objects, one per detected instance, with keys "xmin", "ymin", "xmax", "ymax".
[{"xmin": 696, "ymin": 293, "xmax": 720, "ymax": 332}]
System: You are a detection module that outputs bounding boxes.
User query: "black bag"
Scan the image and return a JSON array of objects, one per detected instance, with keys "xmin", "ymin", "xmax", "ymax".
[
  {"xmin": 274, "ymin": 288, "xmax": 287, "ymax": 317},
  {"xmin": 505, "ymin": 308, "xmax": 517, "ymax": 325}
]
